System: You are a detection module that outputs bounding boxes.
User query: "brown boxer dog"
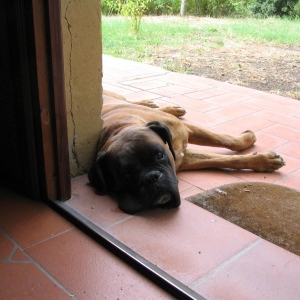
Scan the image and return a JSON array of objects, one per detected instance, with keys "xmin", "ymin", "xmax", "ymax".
[{"xmin": 88, "ymin": 90, "xmax": 285, "ymax": 214}]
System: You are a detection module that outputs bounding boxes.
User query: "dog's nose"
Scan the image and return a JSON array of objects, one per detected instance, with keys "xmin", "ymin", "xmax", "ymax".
[{"xmin": 143, "ymin": 171, "xmax": 162, "ymax": 185}]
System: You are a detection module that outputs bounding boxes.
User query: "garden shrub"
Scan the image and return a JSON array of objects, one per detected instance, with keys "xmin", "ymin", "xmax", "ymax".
[
  {"xmin": 291, "ymin": 0, "xmax": 300, "ymax": 16},
  {"xmin": 102, "ymin": 0, "xmax": 180, "ymax": 15},
  {"xmin": 102, "ymin": 0, "xmax": 122, "ymax": 15},
  {"xmin": 121, "ymin": 0, "xmax": 150, "ymax": 35},
  {"xmin": 197, "ymin": 0, "xmax": 235, "ymax": 16},
  {"xmin": 101, "ymin": 0, "xmax": 300, "ymax": 18},
  {"xmin": 251, "ymin": 0, "xmax": 299, "ymax": 17},
  {"xmin": 147, "ymin": 0, "xmax": 179, "ymax": 15}
]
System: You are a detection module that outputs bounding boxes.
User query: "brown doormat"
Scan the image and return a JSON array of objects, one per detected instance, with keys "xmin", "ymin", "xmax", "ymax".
[{"xmin": 186, "ymin": 182, "xmax": 300, "ymax": 256}]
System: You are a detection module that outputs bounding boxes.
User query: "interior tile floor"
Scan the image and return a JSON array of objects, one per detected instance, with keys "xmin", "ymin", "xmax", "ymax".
[{"xmin": 1, "ymin": 55, "xmax": 300, "ymax": 299}]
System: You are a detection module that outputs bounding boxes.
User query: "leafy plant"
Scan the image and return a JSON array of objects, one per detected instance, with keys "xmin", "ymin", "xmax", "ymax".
[
  {"xmin": 251, "ymin": 0, "xmax": 298, "ymax": 17},
  {"xmin": 147, "ymin": 0, "xmax": 177, "ymax": 15},
  {"xmin": 102, "ymin": 0, "xmax": 122, "ymax": 15},
  {"xmin": 207, "ymin": 0, "xmax": 235, "ymax": 16},
  {"xmin": 229, "ymin": 0, "xmax": 256, "ymax": 16},
  {"xmin": 120, "ymin": 0, "xmax": 150, "ymax": 36},
  {"xmin": 291, "ymin": 0, "xmax": 300, "ymax": 16}
]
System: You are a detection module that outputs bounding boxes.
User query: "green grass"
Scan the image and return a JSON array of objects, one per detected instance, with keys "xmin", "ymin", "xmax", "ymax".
[
  {"xmin": 224, "ymin": 18, "xmax": 300, "ymax": 44},
  {"xmin": 102, "ymin": 16, "xmax": 300, "ymax": 61},
  {"xmin": 102, "ymin": 17, "xmax": 204, "ymax": 60}
]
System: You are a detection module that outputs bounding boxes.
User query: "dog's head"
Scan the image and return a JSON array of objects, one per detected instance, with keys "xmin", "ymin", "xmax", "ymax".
[{"xmin": 88, "ymin": 121, "xmax": 181, "ymax": 214}]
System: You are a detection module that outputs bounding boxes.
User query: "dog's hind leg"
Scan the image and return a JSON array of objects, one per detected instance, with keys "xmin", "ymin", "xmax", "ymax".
[
  {"xmin": 178, "ymin": 149, "xmax": 285, "ymax": 172},
  {"xmin": 183, "ymin": 122, "xmax": 256, "ymax": 151}
]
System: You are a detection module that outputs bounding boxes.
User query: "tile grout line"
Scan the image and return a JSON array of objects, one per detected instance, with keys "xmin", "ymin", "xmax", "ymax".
[
  {"xmin": 0, "ymin": 259, "xmax": 32, "ymax": 263},
  {"xmin": 0, "ymin": 229, "xmax": 18, "ymax": 261},
  {"xmin": 23, "ymin": 227, "xmax": 75, "ymax": 250},
  {"xmin": 25, "ymin": 252, "xmax": 79, "ymax": 300},
  {"xmin": 103, "ymin": 214, "xmax": 136, "ymax": 230},
  {"xmin": 179, "ymin": 183, "xmax": 205, "ymax": 194},
  {"xmin": 8, "ymin": 245, "xmax": 18, "ymax": 261},
  {"xmin": 189, "ymin": 238, "xmax": 262, "ymax": 289},
  {"xmin": 1, "ymin": 229, "xmax": 79, "ymax": 300}
]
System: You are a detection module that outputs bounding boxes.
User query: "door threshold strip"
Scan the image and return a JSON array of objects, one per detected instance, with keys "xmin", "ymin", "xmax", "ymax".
[{"xmin": 48, "ymin": 199, "xmax": 205, "ymax": 300}]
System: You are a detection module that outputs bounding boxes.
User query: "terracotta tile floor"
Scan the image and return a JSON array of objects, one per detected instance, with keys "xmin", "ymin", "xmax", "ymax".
[{"xmin": 1, "ymin": 55, "xmax": 300, "ymax": 299}]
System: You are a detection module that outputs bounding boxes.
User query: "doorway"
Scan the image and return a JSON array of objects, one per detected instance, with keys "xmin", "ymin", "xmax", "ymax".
[{"xmin": 0, "ymin": 0, "xmax": 70, "ymax": 201}]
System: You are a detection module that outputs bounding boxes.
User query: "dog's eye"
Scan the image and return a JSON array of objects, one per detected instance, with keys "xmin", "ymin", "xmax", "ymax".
[{"xmin": 157, "ymin": 152, "xmax": 164, "ymax": 160}]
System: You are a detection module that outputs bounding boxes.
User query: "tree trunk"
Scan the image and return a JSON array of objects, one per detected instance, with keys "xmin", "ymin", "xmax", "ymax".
[{"xmin": 180, "ymin": 0, "xmax": 186, "ymax": 16}]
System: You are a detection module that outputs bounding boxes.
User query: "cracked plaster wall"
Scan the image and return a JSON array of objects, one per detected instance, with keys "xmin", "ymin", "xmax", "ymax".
[{"xmin": 61, "ymin": 0, "xmax": 103, "ymax": 177}]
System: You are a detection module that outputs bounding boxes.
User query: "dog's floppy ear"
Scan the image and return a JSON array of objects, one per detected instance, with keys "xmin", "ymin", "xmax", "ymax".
[
  {"xmin": 88, "ymin": 152, "xmax": 113, "ymax": 195},
  {"xmin": 146, "ymin": 121, "xmax": 176, "ymax": 161}
]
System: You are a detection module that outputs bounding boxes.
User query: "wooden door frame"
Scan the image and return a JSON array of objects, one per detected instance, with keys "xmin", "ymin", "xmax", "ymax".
[
  {"xmin": 32, "ymin": 0, "xmax": 70, "ymax": 200},
  {"xmin": 7, "ymin": 0, "xmax": 70, "ymax": 200}
]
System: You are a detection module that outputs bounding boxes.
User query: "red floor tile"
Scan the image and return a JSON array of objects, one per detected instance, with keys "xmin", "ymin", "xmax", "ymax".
[
  {"xmin": 121, "ymin": 77, "xmax": 155, "ymax": 86},
  {"xmin": 169, "ymin": 95, "xmax": 219, "ymax": 111},
  {"xmin": 11, "ymin": 248, "xmax": 30, "ymax": 261},
  {"xmin": 180, "ymin": 186, "xmax": 204, "ymax": 199},
  {"xmin": 293, "ymin": 169, "xmax": 300, "ymax": 179},
  {"xmin": 181, "ymin": 108, "xmax": 225, "ymax": 128},
  {"xmin": 217, "ymin": 82, "xmax": 262, "ymax": 95},
  {"xmin": 177, "ymin": 170, "xmax": 246, "ymax": 191},
  {"xmin": 253, "ymin": 110, "xmax": 300, "ymax": 130},
  {"xmin": 178, "ymin": 179, "xmax": 194, "ymax": 192},
  {"xmin": 103, "ymin": 68, "xmax": 135, "ymax": 79},
  {"xmin": 204, "ymin": 92, "xmax": 253, "ymax": 106},
  {"xmin": 102, "ymin": 82, "xmax": 139, "ymax": 95},
  {"xmin": 0, "ymin": 189, "xmax": 73, "ymax": 249},
  {"xmin": 257, "ymin": 92, "xmax": 300, "ymax": 107},
  {"xmin": 26, "ymin": 228, "xmax": 172, "ymax": 300},
  {"xmin": 124, "ymin": 90, "xmax": 161, "ymax": 101},
  {"xmin": 193, "ymin": 239, "xmax": 300, "ymax": 300},
  {"xmin": 248, "ymin": 131, "xmax": 288, "ymax": 152},
  {"xmin": 184, "ymin": 90, "xmax": 215, "ymax": 100},
  {"xmin": 263, "ymin": 124, "xmax": 300, "ymax": 143},
  {"xmin": 102, "ymin": 74, "xmax": 119, "ymax": 83},
  {"xmin": 277, "ymin": 175, "xmax": 300, "ymax": 191},
  {"xmin": 153, "ymin": 97, "xmax": 179, "ymax": 107},
  {"xmin": 208, "ymin": 103, "xmax": 261, "ymax": 120},
  {"xmin": 0, "ymin": 231, "xmax": 14, "ymax": 260},
  {"xmin": 246, "ymin": 98, "xmax": 300, "ymax": 115},
  {"xmin": 0, "ymin": 262, "xmax": 71, "ymax": 299},
  {"xmin": 201, "ymin": 87, "xmax": 231, "ymax": 96},
  {"xmin": 67, "ymin": 175, "xmax": 132, "ymax": 228},
  {"xmin": 158, "ymin": 74, "xmax": 211, "ymax": 89},
  {"xmin": 129, "ymin": 79, "xmax": 169, "ymax": 90},
  {"xmin": 212, "ymin": 116, "xmax": 274, "ymax": 135},
  {"xmin": 274, "ymin": 141, "xmax": 300, "ymax": 159},
  {"xmin": 149, "ymin": 87, "xmax": 178, "ymax": 97},
  {"xmin": 106, "ymin": 200, "xmax": 259, "ymax": 285},
  {"xmin": 157, "ymin": 84, "xmax": 197, "ymax": 94}
]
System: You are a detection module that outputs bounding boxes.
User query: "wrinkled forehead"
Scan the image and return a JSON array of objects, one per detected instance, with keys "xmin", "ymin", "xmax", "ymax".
[
  {"xmin": 109, "ymin": 127, "xmax": 168, "ymax": 160},
  {"xmin": 115, "ymin": 127, "xmax": 164, "ymax": 147},
  {"xmin": 118, "ymin": 137, "xmax": 165, "ymax": 160}
]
